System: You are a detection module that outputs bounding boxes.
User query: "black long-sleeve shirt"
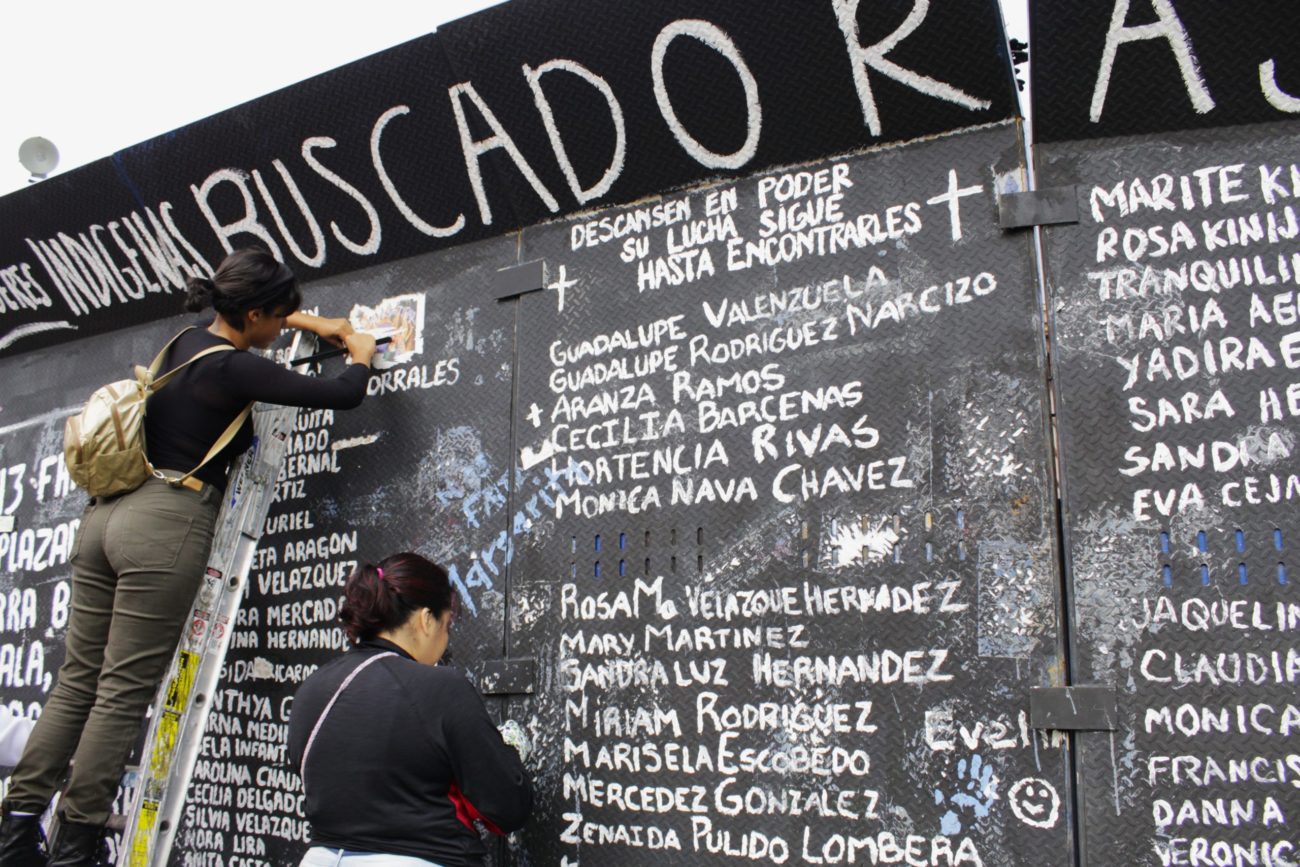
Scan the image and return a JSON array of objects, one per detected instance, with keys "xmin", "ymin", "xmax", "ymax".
[
  {"xmin": 145, "ymin": 325, "xmax": 369, "ymax": 488},
  {"xmin": 288, "ymin": 639, "xmax": 532, "ymax": 865}
]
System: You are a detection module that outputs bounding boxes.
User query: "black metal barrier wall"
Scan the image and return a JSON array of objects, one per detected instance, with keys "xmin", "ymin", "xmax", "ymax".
[
  {"xmin": 1034, "ymin": 1, "xmax": 1300, "ymax": 865},
  {"xmin": 1042, "ymin": 119, "xmax": 1300, "ymax": 867},
  {"xmin": 505, "ymin": 123, "xmax": 1067, "ymax": 865},
  {"xmin": 0, "ymin": 124, "xmax": 1069, "ymax": 866},
  {"xmin": 0, "ymin": 0, "xmax": 1297, "ymax": 865}
]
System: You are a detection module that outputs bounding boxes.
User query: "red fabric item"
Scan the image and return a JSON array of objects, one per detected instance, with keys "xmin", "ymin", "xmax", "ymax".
[{"xmin": 448, "ymin": 781, "xmax": 504, "ymax": 836}]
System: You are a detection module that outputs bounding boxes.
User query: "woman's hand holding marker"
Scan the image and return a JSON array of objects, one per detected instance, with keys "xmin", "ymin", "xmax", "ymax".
[{"xmin": 344, "ymin": 331, "xmax": 377, "ymax": 367}]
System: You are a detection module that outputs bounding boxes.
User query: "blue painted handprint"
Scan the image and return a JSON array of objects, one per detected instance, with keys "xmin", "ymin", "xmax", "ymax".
[{"xmin": 933, "ymin": 754, "xmax": 1000, "ymax": 834}]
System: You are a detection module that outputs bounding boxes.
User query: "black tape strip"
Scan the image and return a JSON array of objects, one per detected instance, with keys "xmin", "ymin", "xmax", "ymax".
[
  {"xmin": 1030, "ymin": 686, "xmax": 1118, "ymax": 731},
  {"xmin": 492, "ymin": 260, "xmax": 547, "ymax": 301},
  {"xmin": 998, "ymin": 187, "xmax": 1079, "ymax": 228}
]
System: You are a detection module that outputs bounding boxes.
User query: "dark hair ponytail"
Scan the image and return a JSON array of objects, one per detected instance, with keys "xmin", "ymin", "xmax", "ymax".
[
  {"xmin": 338, "ymin": 553, "xmax": 455, "ymax": 645},
  {"xmin": 184, "ymin": 276, "xmax": 217, "ymax": 312},
  {"xmin": 184, "ymin": 247, "xmax": 302, "ymax": 331}
]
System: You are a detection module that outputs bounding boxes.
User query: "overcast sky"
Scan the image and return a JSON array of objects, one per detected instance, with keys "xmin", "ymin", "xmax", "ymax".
[{"xmin": 1, "ymin": 0, "xmax": 1028, "ymax": 197}]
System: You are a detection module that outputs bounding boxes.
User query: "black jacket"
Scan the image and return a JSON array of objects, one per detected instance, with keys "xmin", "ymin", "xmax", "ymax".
[
  {"xmin": 146, "ymin": 325, "xmax": 369, "ymax": 488},
  {"xmin": 287, "ymin": 639, "xmax": 532, "ymax": 865}
]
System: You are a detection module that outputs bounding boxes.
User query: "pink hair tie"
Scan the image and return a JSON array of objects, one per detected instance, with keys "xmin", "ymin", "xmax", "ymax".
[{"xmin": 376, "ymin": 567, "xmax": 385, "ymax": 580}]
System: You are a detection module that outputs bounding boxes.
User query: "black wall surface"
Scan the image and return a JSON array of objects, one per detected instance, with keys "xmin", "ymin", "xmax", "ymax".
[
  {"xmin": 0, "ymin": 0, "xmax": 1015, "ymax": 357},
  {"xmin": 505, "ymin": 124, "xmax": 1068, "ymax": 865},
  {"xmin": 2, "ymin": 0, "xmax": 1296, "ymax": 865},
  {"xmin": 1032, "ymin": 0, "xmax": 1300, "ymax": 142},
  {"xmin": 2, "ymin": 120, "xmax": 1075, "ymax": 865},
  {"xmin": 1034, "ymin": 0, "xmax": 1300, "ymax": 865}
]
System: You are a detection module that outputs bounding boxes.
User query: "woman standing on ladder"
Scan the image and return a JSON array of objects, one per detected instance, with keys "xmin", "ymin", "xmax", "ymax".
[{"xmin": 0, "ymin": 247, "xmax": 377, "ymax": 867}]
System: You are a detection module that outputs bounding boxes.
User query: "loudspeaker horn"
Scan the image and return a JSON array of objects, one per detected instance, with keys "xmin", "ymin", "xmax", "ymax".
[{"xmin": 19, "ymin": 137, "xmax": 60, "ymax": 179}]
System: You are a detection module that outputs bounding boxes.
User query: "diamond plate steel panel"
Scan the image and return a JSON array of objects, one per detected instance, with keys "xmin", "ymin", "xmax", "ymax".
[
  {"xmin": 501, "ymin": 122, "xmax": 1070, "ymax": 865},
  {"xmin": 1040, "ymin": 120, "xmax": 1300, "ymax": 866},
  {"xmin": 160, "ymin": 236, "xmax": 523, "ymax": 867},
  {"xmin": 437, "ymin": 0, "xmax": 1019, "ymax": 230},
  {"xmin": 1031, "ymin": 0, "xmax": 1300, "ymax": 144},
  {"xmin": 0, "ymin": 233, "xmax": 522, "ymax": 866},
  {"xmin": 2, "ymin": 0, "xmax": 1022, "ymax": 361},
  {"xmin": 0, "ymin": 157, "xmax": 173, "ymax": 354}
]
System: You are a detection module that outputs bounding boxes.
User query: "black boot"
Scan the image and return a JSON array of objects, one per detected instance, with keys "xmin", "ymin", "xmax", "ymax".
[
  {"xmin": 45, "ymin": 823, "xmax": 104, "ymax": 867},
  {"xmin": 0, "ymin": 810, "xmax": 46, "ymax": 867}
]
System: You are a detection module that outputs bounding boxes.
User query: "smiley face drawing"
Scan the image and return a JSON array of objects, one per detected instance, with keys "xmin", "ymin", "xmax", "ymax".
[{"xmin": 1008, "ymin": 777, "xmax": 1060, "ymax": 828}]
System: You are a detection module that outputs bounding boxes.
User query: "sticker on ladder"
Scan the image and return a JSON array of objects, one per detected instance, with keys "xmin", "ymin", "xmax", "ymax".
[
  {"xmin": 149, "ymin": 711, "xmax": 182, "ymax": 778},
  {"xmin": 129, "ymin": 801, "xmax": 157, "ymax": 867},
  {"xmin": 163, "ymin": 651, "xmax": 200, "ymax": 713}
]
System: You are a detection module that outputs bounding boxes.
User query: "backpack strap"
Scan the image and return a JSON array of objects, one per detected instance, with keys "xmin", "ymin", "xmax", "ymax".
[
  {"xmin": 300, "ymin": 652, "xmax": 398, "ymax": 781},
  {"xmin": 149, "ymin": 328, "xmax": 240, "ymax": 391},
  {"xmin": 150, "ymin": 401, "xmax": 254, "ymax": 488},
  {"xmin": 143, "ymin": 327, "xmax": 255, "ymax": 488},
  {"xmin": 143, "ymin": 328, "xmax": 193, "ymax": 382},
  {"xmin": 149, "ymin": 344, "xmax": 237, "ymax": 390}
]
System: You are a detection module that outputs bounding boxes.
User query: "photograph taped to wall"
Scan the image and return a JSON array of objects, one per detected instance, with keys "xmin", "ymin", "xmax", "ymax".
[{"xmin": 349, "ymin": 293, "xmax": 426, "ymax": 370}]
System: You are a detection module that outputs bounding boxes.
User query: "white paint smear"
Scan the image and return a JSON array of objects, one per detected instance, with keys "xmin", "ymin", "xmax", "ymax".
[
  {"xmin": 0, "ymin": 405, "xmax": 80, "ymax": 437},
  {"xmin": 1261, "ymin": 60, "xmax": 1300, "ymax": 113},
  {"xmin": 829, "ymin": 517, "xmax": 899, "ymax": 567},
  {"xmin": 651, "ymin": 19, "xmax": 761, "ymax": 169},
  {"xmin": 832, "ymin": 0, "xmax": 991, "ymax": 137},
  {"xmin": 523, "ymin": 59, "xmax": 626, "ymax": 204},
  {"xmin": 332, "ymin": 433, "xmax": 381, "ymax": 452},
  {"xmin": 1089, "ymin": 0, "xmax": 1214, "ymax": 123},
  {"xmin": 0, "ymin": 321, "xmax": 77, "ymax": 351},
  {"xmin": 520, "ymin": 439, "xmax": 558, "ymax": 470},
  {"xmin": 370, "ymin": 105, "xmax": 465, "ymax": 239}
]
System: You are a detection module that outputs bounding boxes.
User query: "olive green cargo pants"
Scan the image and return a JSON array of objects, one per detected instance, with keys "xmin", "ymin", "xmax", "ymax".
[{"xmin": 3, "ymin": 476, "xmax": 219, "ymax": 825}]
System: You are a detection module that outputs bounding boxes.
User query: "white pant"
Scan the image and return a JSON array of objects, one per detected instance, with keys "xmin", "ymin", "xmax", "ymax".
[{"xmin": 300, "ymin": 846, "xmax": 445, "ymax": 867}]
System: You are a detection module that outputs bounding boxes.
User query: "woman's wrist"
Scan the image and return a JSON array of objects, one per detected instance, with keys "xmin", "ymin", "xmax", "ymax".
[
  {"xmin": 284, "ymin": 311, "xmax": 312, "ymax": 332},
  {"xmin": 287, "ymin": 312, "xmax": 354, "ymax": 347},
  {"xmin": 286, "ymin": 311, "xmax": 321, "ymax": 333}
]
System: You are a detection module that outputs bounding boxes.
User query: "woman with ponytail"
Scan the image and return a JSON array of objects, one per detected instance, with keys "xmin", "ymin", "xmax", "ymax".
[
  {"xmin": 288, "ymin": 554, "xmax": 532, "ymax": 867},
  {"xmin": 0, "ymin": 247, "xmax": 378, "ymax": 867}
]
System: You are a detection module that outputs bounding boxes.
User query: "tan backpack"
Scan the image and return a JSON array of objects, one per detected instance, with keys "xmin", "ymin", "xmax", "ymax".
[{"xmin": 63, "ymin": 328, "xmax": 252, "ymax": 497}]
